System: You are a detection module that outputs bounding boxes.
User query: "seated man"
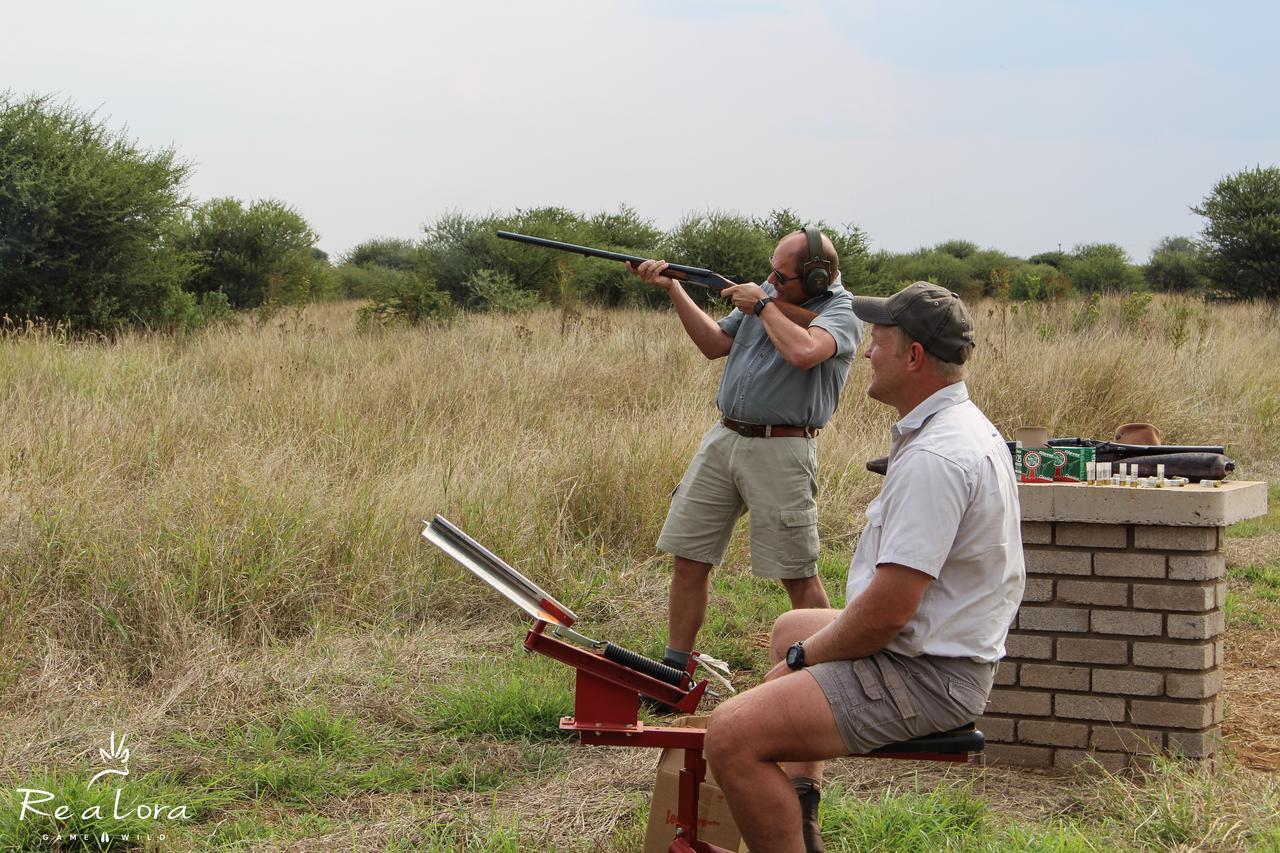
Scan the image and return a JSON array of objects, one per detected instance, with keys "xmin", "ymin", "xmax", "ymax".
[{"xmin": 704, "ymin": 282, "xmax": 1025, "ymax": 853}]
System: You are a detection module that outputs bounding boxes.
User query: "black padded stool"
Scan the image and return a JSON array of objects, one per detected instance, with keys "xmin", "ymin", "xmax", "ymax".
[{"xmin": 860, "ymin": 723, "xmax": 985, "ymax": 762}]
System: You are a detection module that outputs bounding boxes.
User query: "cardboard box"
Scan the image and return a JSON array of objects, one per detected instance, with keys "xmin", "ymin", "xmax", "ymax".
[
  {"xmin": 1051, "ymin": 446, "xmax": 1095, "ymax": 482},
  {"xmin": 1016, "ymin": 447, "xmax": 1054, "ymax": 483},
  {"xmin": 642, "ymin": 716, "xmax": 747, "ymax": 853}
]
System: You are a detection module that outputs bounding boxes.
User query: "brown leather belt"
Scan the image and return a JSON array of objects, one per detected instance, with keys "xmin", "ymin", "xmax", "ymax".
[{"xmin": 722, "ymin": 418, "xmax": 819, "ymax": 438}]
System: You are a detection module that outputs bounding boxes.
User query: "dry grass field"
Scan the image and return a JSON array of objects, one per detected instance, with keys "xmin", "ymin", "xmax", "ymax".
[{"xmin": 2, "ymin": 293, "xmax": 1279, "ymax": 850}]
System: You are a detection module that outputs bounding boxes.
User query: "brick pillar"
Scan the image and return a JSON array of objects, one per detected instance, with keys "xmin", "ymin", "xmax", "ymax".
[{"xmin": 980, "ymin": 480, "xmax": 1267, "ymax": 770}]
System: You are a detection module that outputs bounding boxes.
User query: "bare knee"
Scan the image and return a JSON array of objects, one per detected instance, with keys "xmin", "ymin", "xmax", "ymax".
[
  {"xmin": 769, "ymin": 608, "xmax": 836, "ymax": 664},
  {"xmin": 705, "ymin": 701, "xmax": 753, "ymax": 771}
]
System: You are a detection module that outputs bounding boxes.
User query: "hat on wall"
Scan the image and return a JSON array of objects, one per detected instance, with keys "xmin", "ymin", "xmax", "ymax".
[
  {"xmin": 851, "ymin": 281, "xmax": 976, "ymax": 364},
  {"xmin": 1113, "ymin": 423, "xmax": 1162, "ymax": 445}
]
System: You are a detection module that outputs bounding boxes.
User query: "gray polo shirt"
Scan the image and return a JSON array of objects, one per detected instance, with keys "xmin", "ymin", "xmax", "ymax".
[{"xmin": 715, "ymin": 279, "xmax": 861, "ymax": 427}]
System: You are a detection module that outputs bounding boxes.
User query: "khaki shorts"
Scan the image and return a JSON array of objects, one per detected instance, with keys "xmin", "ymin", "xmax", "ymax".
[
  {"xmin": 807, "ymin": 651, "xmax": 995, "ymax": 754},
  {"xmin": 657, "ymin": 423, "xmax": 819, "ymax": 579}
]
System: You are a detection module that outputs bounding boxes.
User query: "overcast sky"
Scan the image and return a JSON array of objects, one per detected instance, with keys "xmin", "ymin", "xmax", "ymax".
[{"xmin": 6, "ymin": 1, "xmax": 1277, "ymax": 262}]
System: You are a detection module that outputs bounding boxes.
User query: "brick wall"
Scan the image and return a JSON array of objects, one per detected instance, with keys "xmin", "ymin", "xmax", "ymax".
[{"xmin": 978, "ymin": 481, "xmax": 1267, "ymax": 770}]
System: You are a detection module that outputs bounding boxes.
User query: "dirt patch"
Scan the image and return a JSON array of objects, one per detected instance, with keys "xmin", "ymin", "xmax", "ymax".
[{"xmin": 1222, "ymin": 627, "xmax": 1280, "ymax": 771}]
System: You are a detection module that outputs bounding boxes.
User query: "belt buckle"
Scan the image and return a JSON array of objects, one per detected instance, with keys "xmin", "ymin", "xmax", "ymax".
[{"xmin": 735, "ymin": 422, "xmax": 754, "ymax": 437}]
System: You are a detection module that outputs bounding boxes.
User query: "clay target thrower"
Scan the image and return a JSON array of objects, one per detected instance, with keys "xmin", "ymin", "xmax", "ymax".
[{"xmin": 422, "ymin": 515, "xmax": 720, "ymax": 728}]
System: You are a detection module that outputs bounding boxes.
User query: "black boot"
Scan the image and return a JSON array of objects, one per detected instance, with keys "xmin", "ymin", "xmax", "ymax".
[
  {"xmin": 793, "ymin": 778, "xmax": 824, "ymax": 853},
  {"xmin": 639, "ymin": 657, "xmax": 687, "ymax": 716}
]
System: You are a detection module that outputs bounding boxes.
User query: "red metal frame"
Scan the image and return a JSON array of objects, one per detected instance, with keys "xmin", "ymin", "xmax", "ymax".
[
  {"xmin": 524, "ymin": 620, "xmax": 730, "ymax": 851},
  {"xmin": 523, "ymin": 618, "xmax": 975, "ymax": 851}
]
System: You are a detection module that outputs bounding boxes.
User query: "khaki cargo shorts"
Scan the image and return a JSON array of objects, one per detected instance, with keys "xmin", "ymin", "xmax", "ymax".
[
  {"xmin": 807, "ymin": 651, "xmax": 996, "ymax": 754},
  {"xmin": 656, "ymin": 423, "xmax": 819, "ymax": 579}
]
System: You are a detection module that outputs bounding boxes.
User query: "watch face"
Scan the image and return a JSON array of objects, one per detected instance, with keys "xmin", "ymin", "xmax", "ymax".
[{"xmin": 786, "ymin": 643, "xmax": 804, "ymax": 669}]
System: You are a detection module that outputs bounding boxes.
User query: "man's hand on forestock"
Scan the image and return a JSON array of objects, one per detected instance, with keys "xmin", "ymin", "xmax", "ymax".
[
  {"xmin": 627, "ymin": 259, "xmax": 677, "ymax": 292},
  {"xmin": 721, "ymin": 282, "xmax": 768, "ymax": 313}
]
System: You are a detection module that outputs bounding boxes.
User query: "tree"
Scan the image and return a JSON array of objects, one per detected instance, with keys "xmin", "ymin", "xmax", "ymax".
[
  {"xmin": 340, "ymin": 237, "xmax": 420, "ymax": 271},
  {"xmin": 1063, "ymin": 243, "xmax": 1144, "ymax": 293},
  {"xmin": 935, "ymin": 239, "xmax": 978, "ymax": 260},
  {"xmin": 1193, "ymin": 165, "xmax": 1280, "ymax": 300},
  {"xmin": 1028, "ymin": 251, "xmax": 1068, "ymax": 269},
  {"xmin": 0, "ymin": 93, "xmax": 196, "ymax": 331},
  {"xmin": 181, "ymin": 197, "xmax": 324, "ymax": 308},
  {"xmin": 1145, "ymin": 236, "xmax": 1209, "ymax": 293}
]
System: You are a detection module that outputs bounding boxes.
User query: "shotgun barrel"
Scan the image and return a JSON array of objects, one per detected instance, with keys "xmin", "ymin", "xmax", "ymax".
[{"xmin": 495, "ymin": 230, "xmax": 734, "ymax": 293}]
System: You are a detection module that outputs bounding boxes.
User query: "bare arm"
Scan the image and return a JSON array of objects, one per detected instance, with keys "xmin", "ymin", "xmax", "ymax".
[
  {"xmin": 766, "ymin": 300, "xmax": 819, "ymax": 329},
  {"xmin": 798, "ymin": 564, "xmax": 931, "ymax": 665},
  {"xmin": 722, "ymin": 283, "xmax": 837, "ymax": 369},
  {"xmin": 630, "ymin": 260, "xmax": 733, "ymax": 359}
]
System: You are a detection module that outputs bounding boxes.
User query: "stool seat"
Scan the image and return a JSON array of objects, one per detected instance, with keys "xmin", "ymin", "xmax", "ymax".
[{"xmin": 868, "ymin": 723, "xmax": 984, "ymax": 756}]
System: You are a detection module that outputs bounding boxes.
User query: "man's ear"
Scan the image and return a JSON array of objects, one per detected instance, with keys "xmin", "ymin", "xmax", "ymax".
[{"xmin": 906, "ymin": 341, "xmax": 927, "ymax": 371}]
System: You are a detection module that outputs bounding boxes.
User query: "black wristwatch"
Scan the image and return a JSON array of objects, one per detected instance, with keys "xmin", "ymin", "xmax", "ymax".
[
  {"xmin": 753, "ymin": 296, "xmax": 775, "ymax": 317},
  {"xmin": 785, "ymin": 640, "xmax": 807, "ymax": 670}
]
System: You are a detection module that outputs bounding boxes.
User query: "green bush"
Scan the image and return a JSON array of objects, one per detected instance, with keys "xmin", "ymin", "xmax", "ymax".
[
  {"xmin": 340, "ymin": 237, "xmax": 420, "ymax": 271},
  {"xmin": 1011, "ymin": 263, "xmax": 1072, "ymax": 300},
  {"xmin": 1063, "ymin": 243, "xmax": 1144, "ymax": 293},
  {"xmin": 1028, "ymin": 250, "xmax": 1069, "ymax": 269},
  {"xmin": 861, "ymin": 241, "xmax": 1021, "ymax": 299},
  {"xmin": 333, "ymin": 263, "xmax": 399, "ymax": 299},
  {"xmin": 963, "ymin": 248, "xmax": 1021, "ymax": 296},
  {"xmin": 464, "ymin": 268, "xmax": 542, "ymax": 312},
  {"xmin": 1121, "ymin": 290, "xmax": 1154, "ymax": 330},
  {"xmin": 0, "ymin": 92, "xmax": 195, "ymax": 332},
  {"xmin": 935, "ymin": 239, "xmax": 979, "ymax": 260},
  {"xmin": 180, "ymin": 197, "xmax": 325, "ymax": 309},
  {"xmin": 1146, "ymin": 236, "xmax": 1210, "ymax": 293},
  {"xmin": 357, "ymin": 269, "xmax": 455, "ymax": 327}
]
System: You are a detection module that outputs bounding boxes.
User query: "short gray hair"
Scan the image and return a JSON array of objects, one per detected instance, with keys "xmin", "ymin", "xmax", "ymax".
[{"xmin": 884, "ymin": 324, "xmax": 970, "ymax": 381}]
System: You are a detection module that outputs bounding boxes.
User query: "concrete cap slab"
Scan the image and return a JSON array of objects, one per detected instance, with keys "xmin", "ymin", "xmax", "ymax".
[{"xmin": 1018, "ymin": 480, "xmax": 1267, "ymax": 527}]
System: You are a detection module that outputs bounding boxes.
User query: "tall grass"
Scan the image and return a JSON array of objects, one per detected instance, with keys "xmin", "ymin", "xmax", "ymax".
[{"xmin": 2, "ymin": 294, "xmax": 1277, "ymax": 689}]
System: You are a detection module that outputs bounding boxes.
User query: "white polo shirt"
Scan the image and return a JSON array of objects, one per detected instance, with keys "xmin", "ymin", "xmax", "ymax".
[{"xmin": 845, "ymin": 382, "xmax": 1024, "ymax": 663}]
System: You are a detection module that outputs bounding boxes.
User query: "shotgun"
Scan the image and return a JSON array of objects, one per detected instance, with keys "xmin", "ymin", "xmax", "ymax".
[{"xmin": 495, "ymin": 230, "xmax": 822, "ymax": 327}]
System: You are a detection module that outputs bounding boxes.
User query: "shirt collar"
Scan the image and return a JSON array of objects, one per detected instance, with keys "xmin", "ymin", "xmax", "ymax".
[{"xmin": 891, "ymin": 381, "xmax": 970, "ymax": 443}]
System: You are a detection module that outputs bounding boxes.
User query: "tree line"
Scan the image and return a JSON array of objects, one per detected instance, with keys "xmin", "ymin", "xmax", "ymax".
[{"xmin": 3, "ymin": 93, "xmax": 1277, "ymax": 333}]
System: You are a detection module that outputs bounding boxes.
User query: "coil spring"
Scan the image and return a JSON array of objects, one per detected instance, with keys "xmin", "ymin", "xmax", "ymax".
[{"xmin": 603, "ymin": 643, "xmax": 686, "ymax": 686}]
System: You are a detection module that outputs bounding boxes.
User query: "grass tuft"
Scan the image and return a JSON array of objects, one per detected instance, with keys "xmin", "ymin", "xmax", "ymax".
[
  {"xmin": 1230, "ymin": 562, "xmax": 1280, "ymax": 601},
  {"xmin": 423, "ymin": 656, "xmax": 573, "ymax": 741},
  {"xmin": 820, "ymin": 784, "xmax": 987, "ymax": 850}
]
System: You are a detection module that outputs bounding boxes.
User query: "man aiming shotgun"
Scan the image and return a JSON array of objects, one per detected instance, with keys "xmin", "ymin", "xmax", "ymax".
[
  {"xmin": 498, "ymin": 227, "xmax": 861, "ymax": 700},
  {"xmin": 626, "ymin": 227, "xmax": 862, "ymax": 693}
]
